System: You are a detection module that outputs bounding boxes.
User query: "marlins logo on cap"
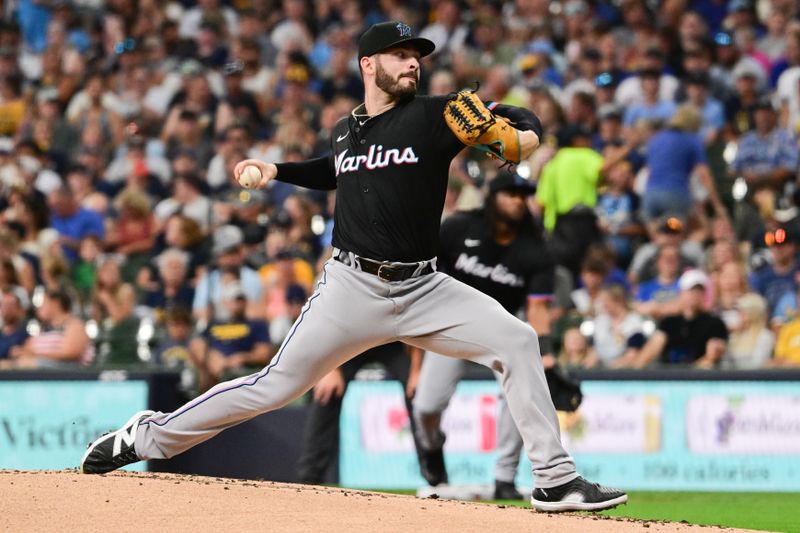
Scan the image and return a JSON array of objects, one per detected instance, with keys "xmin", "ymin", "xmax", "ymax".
[
  {"xmin": 396, "ymin": 22, "xmax": 412, "ymax": 37},
  {"xmin": 358, "ymin": 21, "xmax": 435, "ymax": 59}
]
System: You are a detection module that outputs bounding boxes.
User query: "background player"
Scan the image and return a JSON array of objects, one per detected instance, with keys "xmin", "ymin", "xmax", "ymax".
[
  {"xmin": 80, "ymin": 21, "xmax": 627, "ymax": 512},
  {"xmin": 413, "ymin": 172, "xmax": 556, "ymax": 500}
]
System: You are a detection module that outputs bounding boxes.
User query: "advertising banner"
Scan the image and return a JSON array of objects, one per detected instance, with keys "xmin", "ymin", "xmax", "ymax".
[
  {"xmin": 0, "ymin": 381, "xmax": 148, "ymax": 470},
  {"xmin": 686, "ymin": 395, "xmax": 800, "ymax": 455},
  {"xmin": 340, "ymin": 380, "xmax": 800, "ymax": 491}
]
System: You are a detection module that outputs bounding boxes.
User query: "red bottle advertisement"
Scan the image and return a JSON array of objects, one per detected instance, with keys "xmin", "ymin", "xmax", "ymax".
[{"xmin": 479, "ymin": 395, "xmax": 497, "ymax": 452}]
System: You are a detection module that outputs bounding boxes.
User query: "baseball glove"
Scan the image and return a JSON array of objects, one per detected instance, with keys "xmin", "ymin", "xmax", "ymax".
[{"xmin": 444, "ymin": 87, "xmax": 522, "ymax": 165}]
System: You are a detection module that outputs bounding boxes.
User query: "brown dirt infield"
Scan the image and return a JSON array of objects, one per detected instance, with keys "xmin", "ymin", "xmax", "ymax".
[{"xmin": 0, "ymin": 470, "xmax": 760, "ymax": 532}]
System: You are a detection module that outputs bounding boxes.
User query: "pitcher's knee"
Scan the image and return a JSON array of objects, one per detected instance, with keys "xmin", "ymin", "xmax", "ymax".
[
  {"xmin": 496, "ymin": 323, "xmax": 540, "ymax": 367},
  {"xmin": 509, "ymin": 322, "xmax": 540, "ymax": 354}
]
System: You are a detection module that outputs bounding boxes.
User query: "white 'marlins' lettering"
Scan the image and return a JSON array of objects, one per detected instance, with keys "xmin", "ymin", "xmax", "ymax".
[
  {"xmin": 454, "ymin": 253, "xmax": 524, "ymax": 287},
  {"xmin": 335, "ymin": 145, "xmax": 420, "ymax": 176}
]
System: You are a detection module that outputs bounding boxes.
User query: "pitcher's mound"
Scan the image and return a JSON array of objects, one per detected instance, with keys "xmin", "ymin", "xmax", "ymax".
[{"xmin": 0, "ymin": 470, "xmax": 753, "ymax": 532}]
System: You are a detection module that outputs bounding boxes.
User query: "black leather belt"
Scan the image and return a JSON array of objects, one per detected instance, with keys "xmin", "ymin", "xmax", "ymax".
[{"xmin": 335, "ymin": 250, "xmax": 434, "ymax": 282}]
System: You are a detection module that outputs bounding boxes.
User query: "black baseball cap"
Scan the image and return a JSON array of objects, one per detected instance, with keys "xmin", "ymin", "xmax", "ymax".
[
  {"xmin": 358, "ymin": 21, "xmax": 435, "ymax": 59},
  {"xmin": 753, "ymin": 97, "xmax": 776, "ymax": 112},
  {"xmin": 489, "ymin": 172, "xmax": 537, "ymax": 195},
  {"xmin": 684, "ymin": 71, "xmax": 710, "ymax": 87}
]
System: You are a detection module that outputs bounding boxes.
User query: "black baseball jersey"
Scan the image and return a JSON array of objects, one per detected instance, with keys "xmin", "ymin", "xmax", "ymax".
[
  {"xmin": 274, "ymin": 95, "xmax": 542, "ymax": 262},
  {"xmin": 439, "ymin": 210, "xmax": 555, "ymax": 314}
]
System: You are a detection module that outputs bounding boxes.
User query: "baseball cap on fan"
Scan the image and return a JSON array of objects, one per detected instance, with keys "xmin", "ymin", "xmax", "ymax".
[
  {"xmin": 358, "ymin": 21, "xmax": 435, "ymax": 59},
  {"xmin": 678, "ymin": 269, "xmax": 710, "ymax": 293}
]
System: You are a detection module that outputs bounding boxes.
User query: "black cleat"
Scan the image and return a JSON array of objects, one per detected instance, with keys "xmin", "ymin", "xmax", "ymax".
[
  {"xmin": 493, "ymin": 480, "xmax": 524, "ymax": 500},
  {"xmin": 531, "ymin": 476, "xmax": 627, "ymax": 512},
  {"xmin": 419, "ymin": 447, "xmax": 448, "ymax": 486},
  {"xmin": 80, "ymin": 411, "xmax": 154, "ymax": 474}
]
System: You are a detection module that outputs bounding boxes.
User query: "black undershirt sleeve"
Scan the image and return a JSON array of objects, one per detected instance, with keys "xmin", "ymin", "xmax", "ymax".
[
  {"xmin": 274, "ymin": 155, "xmax": 337, "ymax": 190},
  {"xmin": 491, "ymin": 104, "xmax": 544, "ymax": 138}
]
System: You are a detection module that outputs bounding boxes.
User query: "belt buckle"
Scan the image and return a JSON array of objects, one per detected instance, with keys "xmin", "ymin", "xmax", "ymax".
[{"xmin": 376, "ymin": 264, "xmax": 394, "ymax": 282}]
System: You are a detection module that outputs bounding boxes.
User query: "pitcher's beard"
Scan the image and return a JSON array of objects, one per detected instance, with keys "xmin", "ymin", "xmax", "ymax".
[{"xmin": 375, "ymin": 61, "xmax": 418, "ymax": 102}]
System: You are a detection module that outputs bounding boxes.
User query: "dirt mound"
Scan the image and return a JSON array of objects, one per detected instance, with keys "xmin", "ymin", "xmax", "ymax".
[{"xmin": 0, "ymin": 470, "xmax": 755, "ymax": 533}]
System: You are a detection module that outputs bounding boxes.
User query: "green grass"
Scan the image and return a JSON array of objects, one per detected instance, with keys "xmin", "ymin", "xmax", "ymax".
[
  {"xmin": 497, "ymin": 492, "xmax": 800, "ymax": 533},
  {"xmin": 374, "ymin": 490, "xmax": 800, "ymax": 532}
]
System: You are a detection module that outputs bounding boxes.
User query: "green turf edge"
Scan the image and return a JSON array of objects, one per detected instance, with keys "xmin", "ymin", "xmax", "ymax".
[{"xmin": 369, "ymin": 490, "xmax": 800, "ymax": 533}]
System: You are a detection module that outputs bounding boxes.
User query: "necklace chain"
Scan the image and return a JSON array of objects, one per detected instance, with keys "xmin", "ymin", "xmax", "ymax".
[{"xmin": 351, "ymin": 101, "xmax": 395, "ymax": 124}]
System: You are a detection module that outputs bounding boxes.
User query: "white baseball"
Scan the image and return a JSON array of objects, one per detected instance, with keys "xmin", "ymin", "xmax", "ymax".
[{"xmin": 238, "ymin": 165, "xmax": 262, "ymax": 189}]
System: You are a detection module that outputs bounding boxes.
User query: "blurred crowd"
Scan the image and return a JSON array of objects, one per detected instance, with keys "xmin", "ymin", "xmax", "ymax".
[{"xmin": 1, "ymin": 0, "xmax": 800, "ymax": 389}]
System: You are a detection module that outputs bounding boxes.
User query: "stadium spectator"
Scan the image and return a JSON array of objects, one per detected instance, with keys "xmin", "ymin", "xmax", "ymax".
[
  {"xmin": 633, "ymin": 244, "xmax": 682, "ymax": 319},
  {"xmin": 5, "ymin": 287, "xmax": 93, "ymax": 368},
  {"xmin": 632, "ymin": 269, "xmax": 728, "ymax": 368},
  {"xmin": 772, "ymin": 312, "xmax": 800, "ymax": 367},
  {"xmin": 261, "ymin": 249, "xmax": 314, "ymax": 324},
  {"xmin": 594, "ymin": 72, "xmax": 621, "ymax": 107},
  {"xmin": 681, "ymin": 43, "xmax": 733, "ymax": 105},
  {"xmin": 154, "ymin": 172, "xmax": 214, "ymax": 233},
  {"xmin": 622, "ymin": 69, "xmax": 677, "ymax": 130},
  {"xmin": 48, "ymin": 185, "xmax": 105, "ymax": 263},
  {"xmin": 722, "ymin": 293, "xmax": 775, "ymax": 369},
  {"xmin": 570, "ymin": 256, "xmax": 608, "ymax": 317},
  {"xmin": 152, "ymin": 306, "xmax": 194, "ymax": 369},
  {"xmin": 65, "ymin": 165, "xmax": 108, "ymax": 215},
  {"xmin": 193, "ymin": 224, "xmax": 263, "ymax": 323},
  {"xmin": 104, "ymin": 134, "xmax": 171, "ymax": 191},
  {"xmin": 615, "ymin": 47, "xmax": 679, "ymax": 107},
  {"xmin": 726, "ymin": 67, "xmax": 761, "ymax": 136},
  {"xmin": 774, "ymin": 31, "xmax": 800, "ymax": 105},
  {"xmin": 0, "ymin": 229, "xmax": 35, "ymax": 294},
  {"xmin": 162, "ymin": 109, "xmax": 215, "ymax": 169},
  {"xmin": 0, "ymin": 288, "xmax": 29, "ymax": 360},
  {"xmin": 640, "ymin": 104, "xmax": 727, "ymax": 226},
  {"xmin": 595, "ymin": 159, "xmax": 643, "ymax": 266},
  {"xmin": 594, "ymin": 103, "xmax": 621, "ymax": 152},
  {"xmin": 451, "ymin": 16, "xmax": 517, "ymax": 84},
  {"xmin": 750, "ymin": 227, "xmax": 800, "ymax": 317},
  {"xmin": 190, "ymin": 281, "xmax": 272, "ymax": 389},
  {"xmin": 71, "ymin": 234, "xmax": 101, "ymax": 304},
  {"xmin": 714, "ymin": 30, "xmax": 767, "ymax": 93},
  {"xmin": 731, "ymin": 99, "xmax": 797, "ymax": 208},
  {"xmin": 139, "ymin": 248, "xmax": 195, "ymax": 325},
  {"xmin": 558, "ymin": 327, "xmax": 591, "ymax": 369},
  {"xmin": 757, "ymin": 10, "xmax": 788, "ymax": 64},
  {"xmin": 0, "ymin": 73, "xmax": 25, "ymax": 137},
  {"xmin": 682, "ymin": 72, "xmax": 726, "ymax": 145},
  {"xmin": 562, "ymin": 48, "xmax": 603, "ymax": 106},
  {"xmin": 589, "ymin": 284, "xmax": 646, "ymax": 368},
  {"xmin": 65, "ymin": 71, "xmax": 124, "ymax": 147},
  {"xmin": 207, "ymin": 124, "xmax": 253, "ymax": 191},
  {"xmin": 419, "ymin": 0, "xmax": 468, "ymax": 64},
  {"xmin": 179, "ymin": 0, "xmax": 239, "ymax": 40},
  {"xmin": 91, "ymin": 255, "xmax": 139, "ymax": 366},
  {"xmin": 628, "ymin": 216, "xmax": 703, "ymax": 285},
  {"xmin": 161, "ymin": 214, "xmax": 208, "ymax": 281},
  {"xmin": 712, "ymin": 261, "xmax": 752, "ymax": 331},
  {"xmin": 107, "ymin": 188, "xmax": 156, "ymax": 281},
  {"xmin": 268, "ymin": 283, "xmax": 307, "ymax": 346}
]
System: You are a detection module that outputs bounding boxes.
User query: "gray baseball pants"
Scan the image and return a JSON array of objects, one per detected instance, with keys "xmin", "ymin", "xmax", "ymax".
[
  {"xmin": 413, "ymin": 353, "xmax": 524, "ymax": 483},
  {"xmin": 135, "ymin": 252, "xmax": 577, "ymax": 488}
]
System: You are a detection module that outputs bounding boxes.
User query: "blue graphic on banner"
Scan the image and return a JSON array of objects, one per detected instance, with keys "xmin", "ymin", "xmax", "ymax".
[
  {"xmin": 340, "ymin": 380, "xmax": 800, "ymax": 491},
  {"xmin": 0, "ymin": 381, "xmax": 148, "ymax": 470}
]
